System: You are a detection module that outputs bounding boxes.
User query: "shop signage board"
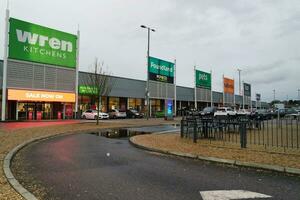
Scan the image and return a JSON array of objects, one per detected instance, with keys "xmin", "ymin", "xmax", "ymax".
[
  {"xmin": 78, "ymin": 85, "xmax": 98, "ymax": 95},
  {"xmin": 195, "ymin": 70, "xmax": 211, "ymax": 89},
  {"xmin": 7, "ymin": 89, "xmax": 76, "ymax": 103},
  {"xmin": 148, "ymin": 56, "xmax": 174, "ymax": 84},
  {"xmin": 243, "ymin": 83, "xmax": 251, "ymax": 97},
  {"xmin": 8, "ymin": 18, "xmax": 77, "ymax": 68},
  {"xmin": 224, "ymin": 77, "xmax": 234, "ymax": 94}
]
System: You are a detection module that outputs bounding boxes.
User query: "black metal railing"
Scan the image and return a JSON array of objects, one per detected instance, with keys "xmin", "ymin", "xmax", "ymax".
[{"xmin": 180, "ymin": 114, "xmax": 300, "ymax": 150}]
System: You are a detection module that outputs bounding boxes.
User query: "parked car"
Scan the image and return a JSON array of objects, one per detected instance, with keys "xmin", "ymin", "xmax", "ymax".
[
  {"xmin": 236, "ymin": 109, "xmax": 251, "ymax": 116},
  {"xmin": 81, "ymin": 110, "xmax": 109, "ymax": 120},
  {"xmin": 255, "ymin": 109, "xmax": 271, "ymax": 120},
  {"xmin": 108, "ymin": 109, "xmax": 127, "ymax": 119},
  {"xmin": 126, "ymin": 109, "xmax": 143, "ymax": 118},
  {"xmin": 214, "ymin": 107, "xmax": 236, "ymax": 117},
  {"xmin": 285, "ymin": 108, "xmax": 299, "ymax": 119},
  {"xmin": 200, "ymin": 107, "xmax": 216, "ymax": 116}
]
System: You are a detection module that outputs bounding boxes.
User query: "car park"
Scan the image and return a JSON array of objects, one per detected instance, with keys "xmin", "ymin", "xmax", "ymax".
[
  {"xmin": 108, "ymin": 109, "xmax": 127, "ymax": 119},
  {"xmin": 126, "ymin": 109, "xmax": 143, "ymax": 118},
  {"xmin": 81, "ymin": 110, "xmax": 109, "ymax": 120},
  {"xmin": 214, "ymin": 107, "xmax": 236, "ymax": 117},
  {"xmin": 200, "ymin": 107, "xmax": 216, "ymax": 116},
  {"xmin": 255, "ymin": 109, "xmax": 271, "ymax": 120}
]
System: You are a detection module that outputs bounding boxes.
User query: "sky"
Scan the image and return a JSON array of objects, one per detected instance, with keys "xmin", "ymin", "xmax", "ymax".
[{"xmin": 0, "ymin": 0, "xmax": 300, "ymax": 102}]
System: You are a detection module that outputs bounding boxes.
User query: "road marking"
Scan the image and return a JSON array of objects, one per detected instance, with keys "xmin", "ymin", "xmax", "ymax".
[{"xmin": 200, "ymin": 190, "xmax": 272, "ymax": 200}]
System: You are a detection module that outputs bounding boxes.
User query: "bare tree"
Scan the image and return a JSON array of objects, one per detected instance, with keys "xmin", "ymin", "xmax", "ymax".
[{"xmin": 82, "ymin": 58, "xmax": 114, "ymax": 125}]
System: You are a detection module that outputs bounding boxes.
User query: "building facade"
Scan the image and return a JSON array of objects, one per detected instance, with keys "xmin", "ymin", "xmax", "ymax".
[{"xmin": 0, "ymin": 59, "xmax": 269, "ymax": 121}]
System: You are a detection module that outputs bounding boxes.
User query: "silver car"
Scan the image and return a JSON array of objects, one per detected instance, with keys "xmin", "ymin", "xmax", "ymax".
[{"xmin": 108, "ymin": 109, "xmax": 127, "ymax": 119}]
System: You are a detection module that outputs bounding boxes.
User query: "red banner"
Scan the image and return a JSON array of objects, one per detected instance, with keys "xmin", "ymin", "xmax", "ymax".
[
  {"xmin": 36, "ymin": 111, "xmax": 42, "ymax": 120},
  {"xmin": 57, "ymin": 111, "xmax": 62, "ymax": 120},
  {"xmin": 28, "ymin": 111, "xmax": 33, "ymax": 120},
  {"xmin": 65, "ymin": 105, "xmax": 73, "ymax": 117}
]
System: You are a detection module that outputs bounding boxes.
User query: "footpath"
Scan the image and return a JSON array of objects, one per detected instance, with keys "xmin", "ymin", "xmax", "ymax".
[{"xmin": 130, "ymin": 133, "xmax": 300, "ymax": 175}]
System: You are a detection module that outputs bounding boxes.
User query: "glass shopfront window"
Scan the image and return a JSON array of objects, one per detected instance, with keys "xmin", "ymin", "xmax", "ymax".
[
  {"xmin": 128, "ymin": 98, "xmax": 142, "ymax": 112},
  {"xmin": 16, "ymin": 102, "xmax": 65, "ymax": 120},
  {"xmin": 79, "ymin": 96, "xmax": 108, "ymax": 112},
  {"xmin": 109, "ymin": 97, "xmax": 119, "ymax": 110},
  {"xmin": 150, "ymin": 99, "xmax": 164, "ymax": 116}
]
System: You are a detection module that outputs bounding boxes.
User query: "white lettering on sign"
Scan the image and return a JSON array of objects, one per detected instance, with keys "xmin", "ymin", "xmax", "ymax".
[
  {"xmin": 199, "ymin": 73, "xmax": 208, "ymax": 81},
  {"xmin": 16, "ymin": 29, "xmax": 73, "ymax": 52},
  {"xmin": 55, "ymin": 95, "xmax": 64, "ymax": 99},
  {"xmin": 150, "ymin": 62, "xmax": 173, "ymax": 73},
  {"xmin": 23, "ymin": 46, "xmax": 67, "ymax": 59},
  {"xmin": 24, "ymin": 92, "xmax": 65, "ymax": 100},
  {"xmin": 25, "ymin": 92, "xmax": 40, "ymax": 98}
]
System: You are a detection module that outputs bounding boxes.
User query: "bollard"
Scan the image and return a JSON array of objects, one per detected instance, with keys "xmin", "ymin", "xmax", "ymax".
[
  {"xmin": 204, "ymin": 121, "xmax": 208, "ymax": 138},
  {"xmin": 240, "ymin": 122, "xmax": 247, "ymax": 148},
  {"xmin": 180, "ymin": 120, "xmax": 184, "ymax": 138},
  {"xmin": 193, "ymin": 120, "xmax": 197, "ymax": 143}
]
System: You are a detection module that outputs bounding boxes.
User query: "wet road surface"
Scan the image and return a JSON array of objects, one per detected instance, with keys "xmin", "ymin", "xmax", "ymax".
[{"xmin": 12, "ymin": 133, "xmax": 300, "ymax": 200}]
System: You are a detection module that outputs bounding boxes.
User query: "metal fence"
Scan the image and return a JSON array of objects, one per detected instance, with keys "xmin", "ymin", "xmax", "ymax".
[{"xmin": 180, "ymin": 115, "xmax": 300, "ymax": 150}]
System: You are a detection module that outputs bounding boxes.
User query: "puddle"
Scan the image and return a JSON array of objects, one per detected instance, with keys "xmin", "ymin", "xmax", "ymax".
[
  {"xmin": 89, "ymin": 129, "xmax": 149, "ymax": 138},
  {"xmin": 88, "ymin": 124, "xmax": 180, "ymax": 139}
]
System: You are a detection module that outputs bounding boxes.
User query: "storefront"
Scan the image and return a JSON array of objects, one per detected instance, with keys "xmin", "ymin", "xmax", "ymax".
[
  {"xmin": 128, "ymin": 98, "xmax": 143, "ymax": 112},
  {"xmin": 7, "ymin": 89, "xmax": 75, "ymax": 120},
  {"xmin": 150, "ymin": 99, "xmax": 164, "ymax": 117},
  {"xmin": 78, "ymin": 95, "xmax": 108, "ymax": 113}
]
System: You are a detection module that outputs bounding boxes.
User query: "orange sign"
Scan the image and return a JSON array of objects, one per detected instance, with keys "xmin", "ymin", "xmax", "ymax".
[
  {"xmin": 8, "ymin": 89, "xmax": 75, "ymax": 103},
  {"xmin": 224, "ymin": 77, "xmax": 234, "ymax": 94}
]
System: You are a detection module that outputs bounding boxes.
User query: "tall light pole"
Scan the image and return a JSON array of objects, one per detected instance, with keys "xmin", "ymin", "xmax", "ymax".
[
  {"xmin": 237, "ymin": 69, "xmax": 242, "ymax": 95},
  {"xmin": 141, "ymin": 25, "xmax": 155, "ymax": 120},
  {"xmin": 298, "ymin": 89, "xmax": 300, "ymax": 101},
  {"xmin": 273, "ymin": 89, "xmax": 276, "ymax": 101}
]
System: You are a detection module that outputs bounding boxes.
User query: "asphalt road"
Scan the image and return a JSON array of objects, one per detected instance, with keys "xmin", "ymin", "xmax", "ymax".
[{"xmin": 12, "ymin": 133, "xmax": 300, "ymax": 200}]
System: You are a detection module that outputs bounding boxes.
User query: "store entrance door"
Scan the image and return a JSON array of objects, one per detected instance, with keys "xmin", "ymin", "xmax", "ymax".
[{"xmin": 16, "ymin": 102, "xmax": 64, "ymax": 120}]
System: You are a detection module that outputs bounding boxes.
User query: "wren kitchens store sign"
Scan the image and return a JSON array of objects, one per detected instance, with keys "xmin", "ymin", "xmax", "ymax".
[
  {"xmin": 1, "ymin": 15, "xmax": 79, "ymax": 121},
  {"xmin": 148, "ymin": 56, "xmax": 174, "ymax": 84},
  {"xmin": 8, "ymin": 18, "xmax": 77, "ymax": 68}
]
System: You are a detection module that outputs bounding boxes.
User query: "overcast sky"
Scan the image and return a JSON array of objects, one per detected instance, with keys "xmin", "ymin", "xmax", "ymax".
[{"xmin": 1, "ymin": 0, "xmax": 299, "ymax": 102}]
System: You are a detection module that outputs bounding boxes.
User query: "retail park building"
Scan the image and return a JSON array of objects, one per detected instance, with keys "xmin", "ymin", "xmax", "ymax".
[{"xmin": 0, "ymin": 14, "xmax": 268, "ymax": 121}]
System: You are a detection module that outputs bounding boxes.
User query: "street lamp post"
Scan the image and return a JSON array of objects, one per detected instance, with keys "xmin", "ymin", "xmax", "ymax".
[
  {"xmin": 237, "ymin": 69, "xmax": 242, "ymax": 95},
  {"xmin": 141, "ymin": 25, "xmax": 155, "ymax": 120}
]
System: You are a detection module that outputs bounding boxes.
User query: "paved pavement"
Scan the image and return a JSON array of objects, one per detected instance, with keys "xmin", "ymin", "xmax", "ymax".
[
  {"xmin": 1, "ymin": 120, "xmax": 80, "ymax": 130},
  {"xmin": 13, "ymin": 133, "xmax": 300, "ymax": 200}
]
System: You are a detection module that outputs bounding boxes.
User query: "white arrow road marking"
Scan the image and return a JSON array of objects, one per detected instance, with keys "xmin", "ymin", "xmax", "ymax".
[{"xmin": 200, "ymin": 190, "xmax": 272, "ymax": 200}]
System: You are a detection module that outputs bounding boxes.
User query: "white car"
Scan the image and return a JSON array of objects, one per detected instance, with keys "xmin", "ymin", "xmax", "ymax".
[
  {"xmin": 214, "ymin": 107, "xmax": 236, "ymax": 117},
  {"xmin": 236, "ymin": 109, "xmax": 251, "ymax": 115},
  {"xmin": 81, "ymin": 110, "xmax": 109, "ymax": 120}
]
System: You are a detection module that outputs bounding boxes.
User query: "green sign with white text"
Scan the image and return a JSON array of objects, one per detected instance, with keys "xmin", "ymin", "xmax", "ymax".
[
  {"xmin": 8, "ymin": 18, "xmax": 77, "ymax": 68},
  {"xmin": 79, "ymin": 85, "xmax": 98, "ymax": 95},
  {"xmin": 148, "ymin": 56, "xmax": 174, "ymax": 84},
  {"xmin": 195, "ymin": 70, "xmax": 211, "ymax": 89}
]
